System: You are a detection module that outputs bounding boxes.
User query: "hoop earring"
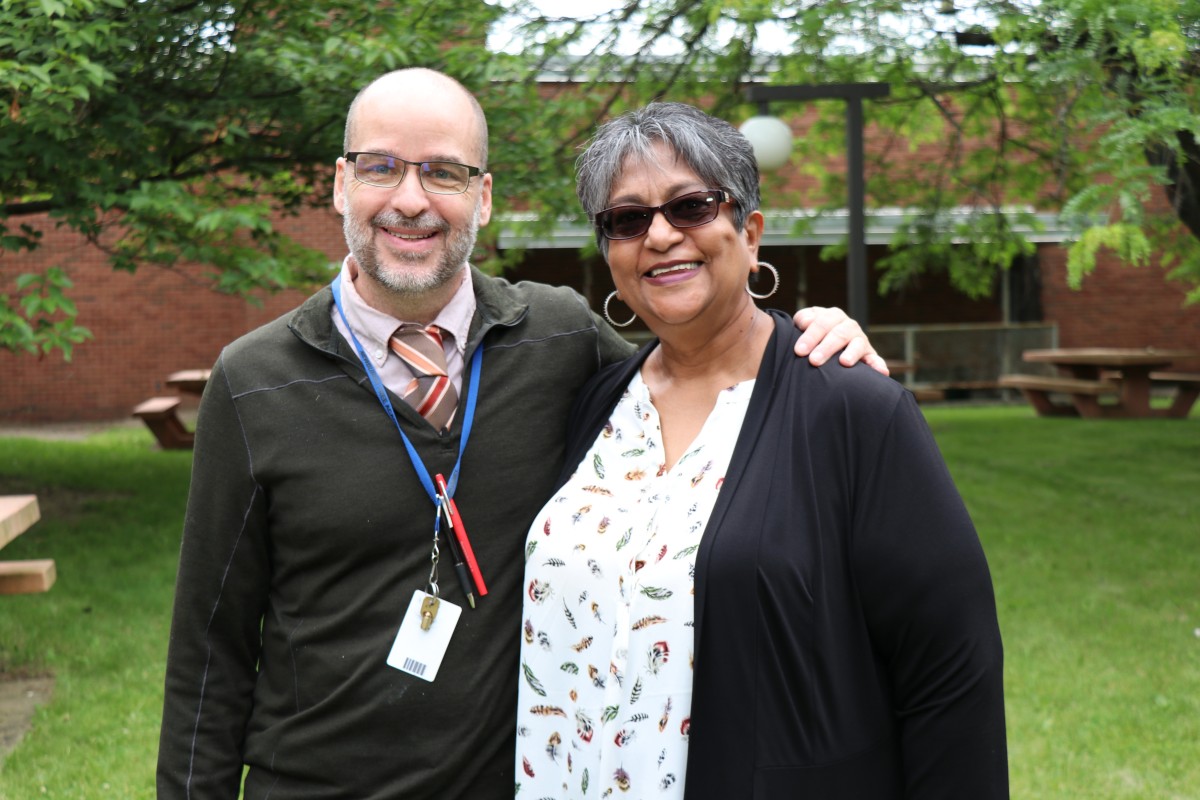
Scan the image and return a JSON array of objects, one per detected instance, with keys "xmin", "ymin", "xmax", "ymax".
[
  {"xmin": 747, "ymin": 261, "xmax": 780, "ymax": 300},
  {"xmin": 603, "ymin": 291, "xmax": 637, "ymax": 328}
]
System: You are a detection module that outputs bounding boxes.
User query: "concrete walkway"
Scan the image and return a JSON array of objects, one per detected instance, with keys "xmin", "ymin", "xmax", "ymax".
[{"xmin": 0, "ymin": 674, "xmax": 53, "ymax": 765}]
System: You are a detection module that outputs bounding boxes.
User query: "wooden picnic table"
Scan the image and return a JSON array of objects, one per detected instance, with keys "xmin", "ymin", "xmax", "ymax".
[
  {"xmin": 1000, "ymin": 348, "xmax": 1200, "ymax": 419},
  {"xmin": 132, "ymin": 368, "xmax": 211, "ymax": 449},
  {"xmin": 0, "ymin": 494, "xmax": 56, "ymax": 594},
  {"xmin": 165, "ymin": 369, "xmax": 211, "ymax": 396}
]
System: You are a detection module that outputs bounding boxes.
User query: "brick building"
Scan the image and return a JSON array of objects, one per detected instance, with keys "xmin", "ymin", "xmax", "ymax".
[{"xmin": 4, "ymin": 94, "xmax": 1200, "ymax": 428}]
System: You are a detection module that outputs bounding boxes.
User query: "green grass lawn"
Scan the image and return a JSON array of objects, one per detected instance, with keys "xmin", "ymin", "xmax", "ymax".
[
  {"xmin": 927, "ymin": 405, "xmax": 1200, "ymax": 799},
  {"xmin": 1, "ymin": 406, "xmax": 1198, "ymax": 798},
  {"xmin": 0, "ymin": 425, "xmax": 190, "ymax": 798}
]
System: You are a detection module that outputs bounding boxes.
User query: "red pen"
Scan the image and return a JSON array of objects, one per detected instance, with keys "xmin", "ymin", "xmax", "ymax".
[{"xmin": 434, "ymin": 474, "xmax": 487, "ymax": 597}]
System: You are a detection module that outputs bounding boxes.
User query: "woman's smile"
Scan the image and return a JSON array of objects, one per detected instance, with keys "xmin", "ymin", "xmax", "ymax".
[{"xmin": 644, "ymin": 261, "xmax": 702, "ymax": 282}]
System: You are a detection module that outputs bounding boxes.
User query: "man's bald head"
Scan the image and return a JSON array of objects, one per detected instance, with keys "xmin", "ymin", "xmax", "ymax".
[{"xmin": 343, "ymin": 68, "xmax": 489, "ymax": 169}]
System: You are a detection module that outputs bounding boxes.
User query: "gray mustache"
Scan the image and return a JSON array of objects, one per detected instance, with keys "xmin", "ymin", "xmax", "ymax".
[{"xmin": 372, "ymin": 213, "xmax": 449, "ymax": 233}]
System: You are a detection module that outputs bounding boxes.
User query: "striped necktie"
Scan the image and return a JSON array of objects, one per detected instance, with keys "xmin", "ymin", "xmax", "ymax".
[{"xmin": 388, "ymin": 324, "xmax": 458, "ymax": 432}]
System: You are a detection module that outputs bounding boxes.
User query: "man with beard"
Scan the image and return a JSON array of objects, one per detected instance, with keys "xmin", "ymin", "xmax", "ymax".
[{"xmin": 156, "ymin": 68, "xmax": 885, "ymax": 800}]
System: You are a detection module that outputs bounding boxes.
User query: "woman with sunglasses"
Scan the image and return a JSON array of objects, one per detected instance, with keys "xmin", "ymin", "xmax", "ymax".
[{"xmin": 513, "ymin": 102, "xmax": 1008, "ymax": 799}]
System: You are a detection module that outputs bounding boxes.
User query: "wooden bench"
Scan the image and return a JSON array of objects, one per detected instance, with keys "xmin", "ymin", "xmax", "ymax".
[
  {"xmin": 906, "ymin": 386, "xmax": 946, "ymax": 403},
  {"xmin": 998, "ymin": 374, "xmax": 1119, "ymax": 418},
  {"xmin": 0, "ymin": 559, "xmax": 57, "ymax": 595},
  {"xmin": 132, "ymin": 396, "xmax": 194, "ymax": 449},
  {"xmin": 927, "ymin": 380, "xmax": 1002, "ymax": 401},
  {"xmin": 1150, "ymin": 372, "xmax": 1200, "ymax": 418},
  {"xmin": 0, "ymin": 495, "xmax": 56, "ymax": 595}
]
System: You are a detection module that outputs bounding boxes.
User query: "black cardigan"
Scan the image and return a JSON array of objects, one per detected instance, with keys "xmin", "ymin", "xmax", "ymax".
[{"xmin": 560, "ymin": 310, "xmax": 1008, "ymax": 799}]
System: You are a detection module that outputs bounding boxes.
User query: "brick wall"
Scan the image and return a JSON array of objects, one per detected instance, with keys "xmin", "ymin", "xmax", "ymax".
[
  {"xmin": 0, "ymin": 210, "xmax": 343, "ymax": 424},
  {"xmin": 1040, "ymin": 247, "xmax": 1200, "ymax": 369}
]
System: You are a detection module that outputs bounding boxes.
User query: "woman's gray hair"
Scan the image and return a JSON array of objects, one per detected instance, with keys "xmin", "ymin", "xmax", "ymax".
[{"xmin": 575, "ymin": 102, "xmax": 762, "ymax": 256}]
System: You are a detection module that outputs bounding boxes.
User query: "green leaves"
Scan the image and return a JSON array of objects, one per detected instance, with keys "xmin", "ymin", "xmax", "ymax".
[
  {"xmin": 1067, "ymin": 224, "xmax": 1152, "ymax": 288},
  {"xmin": 0, "ymin": 267, "xmax": 92, "ymax": 358},
  {"xmin": 1, "ymin": 0, "xmax": 499, "ymax": 358}
]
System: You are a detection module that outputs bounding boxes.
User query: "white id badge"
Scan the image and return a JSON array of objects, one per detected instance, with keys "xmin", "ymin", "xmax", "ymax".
[{"xmin": 386, "ymin": 590, "xmax": 461, "ymax": 682}]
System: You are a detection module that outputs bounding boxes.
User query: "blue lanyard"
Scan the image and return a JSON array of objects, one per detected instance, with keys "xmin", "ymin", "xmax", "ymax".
[{"xmin": 330, "ymin": 277, "xmax": 481, "ymax": 504}]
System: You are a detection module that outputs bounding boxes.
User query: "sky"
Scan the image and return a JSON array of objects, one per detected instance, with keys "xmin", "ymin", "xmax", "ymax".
[
  {"xmin": 487, "ymin": 0, "xmax": 796, "ymax": 56},
  {"xmin": 487, "ymin": 0, "xmax": 997, "ymax": 58}
]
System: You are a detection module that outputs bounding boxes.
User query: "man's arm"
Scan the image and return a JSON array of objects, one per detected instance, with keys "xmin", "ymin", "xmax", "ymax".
[
  {"xmin": 793, "ymin": 306, "xmax": 889, "ymax": 376},
  {"xmin": 158, "ymin": 358, "xmax": 269, "ymax": 799},
  {"xmin": 588, "ymin": 299, "xmax": 886, "ymax": 375}
]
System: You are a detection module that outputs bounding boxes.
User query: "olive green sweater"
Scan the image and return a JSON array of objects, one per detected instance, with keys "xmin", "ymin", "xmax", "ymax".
[{"xmin": 157, "ymin": 269, "xmax": 632, "ymax": 799}]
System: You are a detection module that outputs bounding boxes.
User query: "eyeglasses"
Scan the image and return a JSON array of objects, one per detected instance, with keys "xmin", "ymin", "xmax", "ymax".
[
  {"xmin": 344, "ymin": 152, "xmax": 483, "ymax": 195},
  {"xmin": 594, "ymin": 189, "xmax": 732, "ymax": 240}
]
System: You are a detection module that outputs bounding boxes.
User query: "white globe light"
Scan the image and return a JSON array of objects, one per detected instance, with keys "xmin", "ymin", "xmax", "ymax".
[{"xmin": 739, "ymin": 115, "xmax": 793, "ymax": 171}]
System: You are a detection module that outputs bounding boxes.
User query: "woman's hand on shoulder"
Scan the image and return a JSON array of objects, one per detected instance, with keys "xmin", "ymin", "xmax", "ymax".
[{"xmin": 792, "ymin": 306, "xmax": 889, "ymax": 376}]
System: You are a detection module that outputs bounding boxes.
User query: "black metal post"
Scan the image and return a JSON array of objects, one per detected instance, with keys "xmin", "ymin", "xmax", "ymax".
[
  {"xmin": 743, "ymin": 83, "xmax": 890, "ymax": 331},
  {"xmin": 846, "ymin": 96, "xmax": 868, "ymax": 327}
]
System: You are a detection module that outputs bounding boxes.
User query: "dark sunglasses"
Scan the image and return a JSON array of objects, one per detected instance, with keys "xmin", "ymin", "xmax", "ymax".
[{"xmin": 594, "ymin": 189, "xmax": 732, "ymax": 240}]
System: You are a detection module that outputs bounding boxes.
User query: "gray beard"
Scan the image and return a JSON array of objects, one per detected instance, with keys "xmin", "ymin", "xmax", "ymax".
[{"xmin": 343, "ymin": 204, "xmax": 480, "ymax": 296}]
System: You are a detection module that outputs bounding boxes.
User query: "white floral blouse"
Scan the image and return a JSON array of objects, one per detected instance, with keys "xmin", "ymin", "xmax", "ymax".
[{"xmin": 515, "ymin": 371, "xmax": 753, "ymax": 799}]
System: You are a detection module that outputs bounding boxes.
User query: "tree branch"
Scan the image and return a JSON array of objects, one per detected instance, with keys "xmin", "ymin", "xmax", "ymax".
[
  {"xmin": 1147, "ymin": 131, "xmax": 1200, "ymax": 239},
  {"xmin": 3, "ymin": 199, "xmax": 57, "ymax": 216}
]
